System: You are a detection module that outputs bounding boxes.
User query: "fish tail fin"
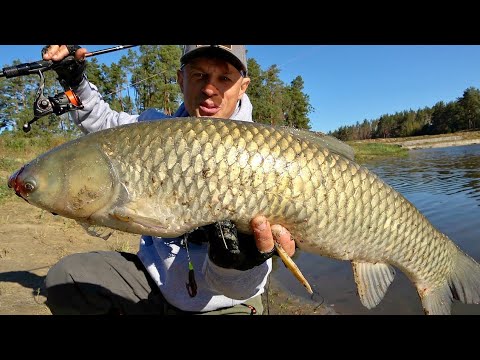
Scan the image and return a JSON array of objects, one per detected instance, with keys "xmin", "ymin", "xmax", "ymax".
[
  {"xmin": 448, "ymin": 251, "xmax": 480, "ymax": 304},
  {"xmin": 420, "ymin": 250, "xmax": 480, "ymax": 315}
]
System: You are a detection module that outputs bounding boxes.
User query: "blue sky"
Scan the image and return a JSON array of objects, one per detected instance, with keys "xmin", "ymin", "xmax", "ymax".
[{"xmin": 1, "ymin": 45, "xmax": 479, "ymax": 133}]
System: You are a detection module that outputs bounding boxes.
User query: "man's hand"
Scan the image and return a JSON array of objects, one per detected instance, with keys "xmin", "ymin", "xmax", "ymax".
[
  {"xmin": 41, "ymin": 45, "xmax": 88, "ymax": 88},
  {"xmin": 193, "ymin": 216, "xmax": 295, "ymax": 271},
  {"xmin": 42, "ymin": 45, "xmax": 88, "ymax": 62},
  {"xmin": 251, "ymin": 215, "xmax": 295, "ymax": 257}
]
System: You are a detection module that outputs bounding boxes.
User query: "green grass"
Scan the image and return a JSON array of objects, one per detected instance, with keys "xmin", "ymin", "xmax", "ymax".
[
  {"xmin": 0, "ymin": 183, "xmax": 11, "ymax": 204},
  {"xmin": 348, "ymin": 142, "xmax": 409, "ymax": 162},
  {"xmin": 0, "ymin": 158, "xmax": 22, "ymax": 172},
  {"xmin": 0, "ymin": 133, "xmax": 74, "ymax": 161}
]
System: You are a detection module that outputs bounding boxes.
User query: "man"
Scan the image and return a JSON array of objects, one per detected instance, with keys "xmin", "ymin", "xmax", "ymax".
[{"xmin": 41, "ymin": 45, "xmax": 295, "ymax": 315}]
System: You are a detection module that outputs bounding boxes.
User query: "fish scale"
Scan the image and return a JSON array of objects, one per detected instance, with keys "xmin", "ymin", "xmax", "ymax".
[{"xmin": 7, "ymin": 117, "xmax": 480, "ymax": 314}]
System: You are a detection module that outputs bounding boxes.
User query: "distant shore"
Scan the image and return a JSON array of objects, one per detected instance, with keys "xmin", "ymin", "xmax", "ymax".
[{"xmin": 349, "ymin": 130, "xmax": 480, "ymax": 150}]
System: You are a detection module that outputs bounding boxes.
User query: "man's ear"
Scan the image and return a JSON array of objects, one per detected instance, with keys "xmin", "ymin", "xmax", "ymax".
[
  {"xmin": 238, "ymin": 76, "xmax": 251, "ymax": 99},
  {"xmin": 177, "ymin": 69, "xmax": 184, "ymax": 92}
]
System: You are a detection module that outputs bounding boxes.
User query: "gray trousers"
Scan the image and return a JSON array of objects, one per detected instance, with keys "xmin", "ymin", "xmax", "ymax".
[{"xmin": 45, "ymin": 251, "xmax": 263, "ymax": 315}]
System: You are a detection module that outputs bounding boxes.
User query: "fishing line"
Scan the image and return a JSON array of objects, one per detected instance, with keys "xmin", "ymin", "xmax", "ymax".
[
  {"xmin": 103, "ymin": 72, "xmax": 164, "ymax": 97},
  {"xmin": 277, "ymin": 46, "xmax": 321, "ymax": 70},
  {"xmin": 311, "ymin": 288, "xmax": 326, "ymax": 312},
  {"xmin": 265, "ymin": 275, "xmax": 271, "ymax": 315},
  {"xmin": 22, "ymin": 264, "xmax": 54, "ymax": 272},
  {"xmin": 217, "ymin": 222, "xmax": 228, "ymax": 249}
]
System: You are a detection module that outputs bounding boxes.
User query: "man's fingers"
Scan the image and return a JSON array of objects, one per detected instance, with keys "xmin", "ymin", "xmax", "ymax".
[
  {"xmin": 251, "ymin": 215, "xmax": 274, "ymax": 253},
  {"xmin": 46, "ymin": 46, "xmax": 69, "ymax": 61},
  {"xmin": 75, "ymin": 48, "xmax": 88, "ymax": 61},
  {"xmin": 42, "ymin": 45, "xmax": 87, "ymax": 62},
  {"xmin": 251, "ymin": 216, "xmax": 295, "ymax": 257},
  {"xmin": 271, "ymin": 224, "xmax": 295, "ymax": 257},
  {"xmin": 42, "ymin": 45, "xmax": 60, "ymax": 60}
]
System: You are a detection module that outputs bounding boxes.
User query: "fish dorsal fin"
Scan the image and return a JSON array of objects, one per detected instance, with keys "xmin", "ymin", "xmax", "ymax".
[
  {"xmin": 280, "ymin": 127, "xmax": 355, "ymax": 161},
  {"xmin": 77, "ymin": 221, "xmax": 115, "ymax": 240},
  {"xmin": 352, "ymin": 261, "xmax": 396, "ymax": 309}
]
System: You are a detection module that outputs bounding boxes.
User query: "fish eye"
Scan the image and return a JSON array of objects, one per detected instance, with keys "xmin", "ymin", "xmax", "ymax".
[{"xmin": 24, "ymin": 181, "xmax": 36, "ymax": 192}]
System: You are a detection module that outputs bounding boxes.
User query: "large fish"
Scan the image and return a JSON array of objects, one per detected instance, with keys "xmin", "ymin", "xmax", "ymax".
[{"xmin": 7, "ymin": 117, "xmax": 480, "ymax": 314}]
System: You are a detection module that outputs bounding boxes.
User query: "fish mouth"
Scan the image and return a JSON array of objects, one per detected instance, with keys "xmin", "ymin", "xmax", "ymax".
[
  {"xmin": 8, "ymin": 166, "xmax": 27, "ymax": 200},
  {"xmin": 8, "ymin": 166, "xmax": 59, "ymax": 214}
]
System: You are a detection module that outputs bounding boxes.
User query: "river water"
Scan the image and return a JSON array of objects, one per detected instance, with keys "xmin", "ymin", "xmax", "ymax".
[{"xmin": 271, "ymin": 143, "xmax": 480, "ymax": 315}]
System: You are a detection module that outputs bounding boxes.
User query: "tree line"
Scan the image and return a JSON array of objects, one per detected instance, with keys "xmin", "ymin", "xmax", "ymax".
[
  {"xmin": 0, "ymin": 45, "xmax": 313, "ymax": 137},
  {"xmin": 329, "ymin": 87, "xmax": 480, "ymax": 141}
]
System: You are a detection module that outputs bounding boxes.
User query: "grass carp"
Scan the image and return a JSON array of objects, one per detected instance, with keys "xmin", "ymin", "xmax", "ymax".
[{"xmin": 8, "ymin": 117, "xmax": 480, "ymax": 314}]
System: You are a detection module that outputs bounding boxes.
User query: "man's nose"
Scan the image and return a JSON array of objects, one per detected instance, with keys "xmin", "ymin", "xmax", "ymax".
[{"xmin": 202, "ymin": 82, "xmax": 218, "ymax": 96}]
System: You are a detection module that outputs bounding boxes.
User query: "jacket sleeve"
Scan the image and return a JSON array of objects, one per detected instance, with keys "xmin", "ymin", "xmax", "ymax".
[
  {"xmin": 68, "ymin": 78, "xmax": 140, "ymax": 134},
  {"xmin": 202, "ymin": 256, "xmax": 272, "ymax": 300}
]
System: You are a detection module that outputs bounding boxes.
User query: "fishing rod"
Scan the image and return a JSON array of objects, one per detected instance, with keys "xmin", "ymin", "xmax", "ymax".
[
  {"xmin": 0, "ymin": 45, "xmax": 137, "ymax": 79},
  {"xmin": 0, "ymin": 45, "xmax": 138, "ymax": 132}
]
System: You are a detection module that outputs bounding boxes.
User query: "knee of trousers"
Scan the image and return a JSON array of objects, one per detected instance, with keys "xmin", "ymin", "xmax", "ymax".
[
  {"xmin": 44, "ymin": 252, "xmax": 117, "ymax": 314},
  {"xmin": 45, "ymin": 252, "xmax": 96, "ymax": 289}
]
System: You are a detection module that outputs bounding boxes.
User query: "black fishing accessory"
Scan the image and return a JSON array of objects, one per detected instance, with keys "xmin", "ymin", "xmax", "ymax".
[
  {"xmin": 189, "ymin": 220, "xmax": 276, "ymax": 271},
  {"xmin": 22, "ymin": 70, "xmax": 84, "ymax": 133}
]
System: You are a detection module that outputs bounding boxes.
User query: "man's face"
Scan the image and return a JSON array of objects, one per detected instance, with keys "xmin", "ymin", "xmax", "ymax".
[{"xmin": 177, "ymin": 57, "xmax": 250, "ymax": 119}]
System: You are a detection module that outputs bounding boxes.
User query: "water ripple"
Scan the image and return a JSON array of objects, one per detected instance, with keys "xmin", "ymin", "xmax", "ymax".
[{"xmin": 363, "ymin": 144, "xmax": 480, "ymax": 204}]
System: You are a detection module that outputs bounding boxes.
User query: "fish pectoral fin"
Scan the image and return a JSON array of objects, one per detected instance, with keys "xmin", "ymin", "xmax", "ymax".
[
  {"xmin": 77, "ymin": 221, "xmax": 115, "ymax": 240},
  {"xmin": 111, "ymin": 207, "xmax": 167, "ymax": 232},
  {"xmin": 352, "ymin": 261, "xmax": 396, "ymax": 309}
]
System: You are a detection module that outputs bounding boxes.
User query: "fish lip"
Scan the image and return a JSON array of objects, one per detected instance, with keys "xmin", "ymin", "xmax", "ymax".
[{"xmin": 8, "ymin": 166, "xmax": 26, "ymax": 198}]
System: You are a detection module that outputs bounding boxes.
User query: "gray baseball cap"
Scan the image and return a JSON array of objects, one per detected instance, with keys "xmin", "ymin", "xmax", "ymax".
[{"xmin": 180, "ymin": 45, "xmax": 248, "ymax": 76}]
